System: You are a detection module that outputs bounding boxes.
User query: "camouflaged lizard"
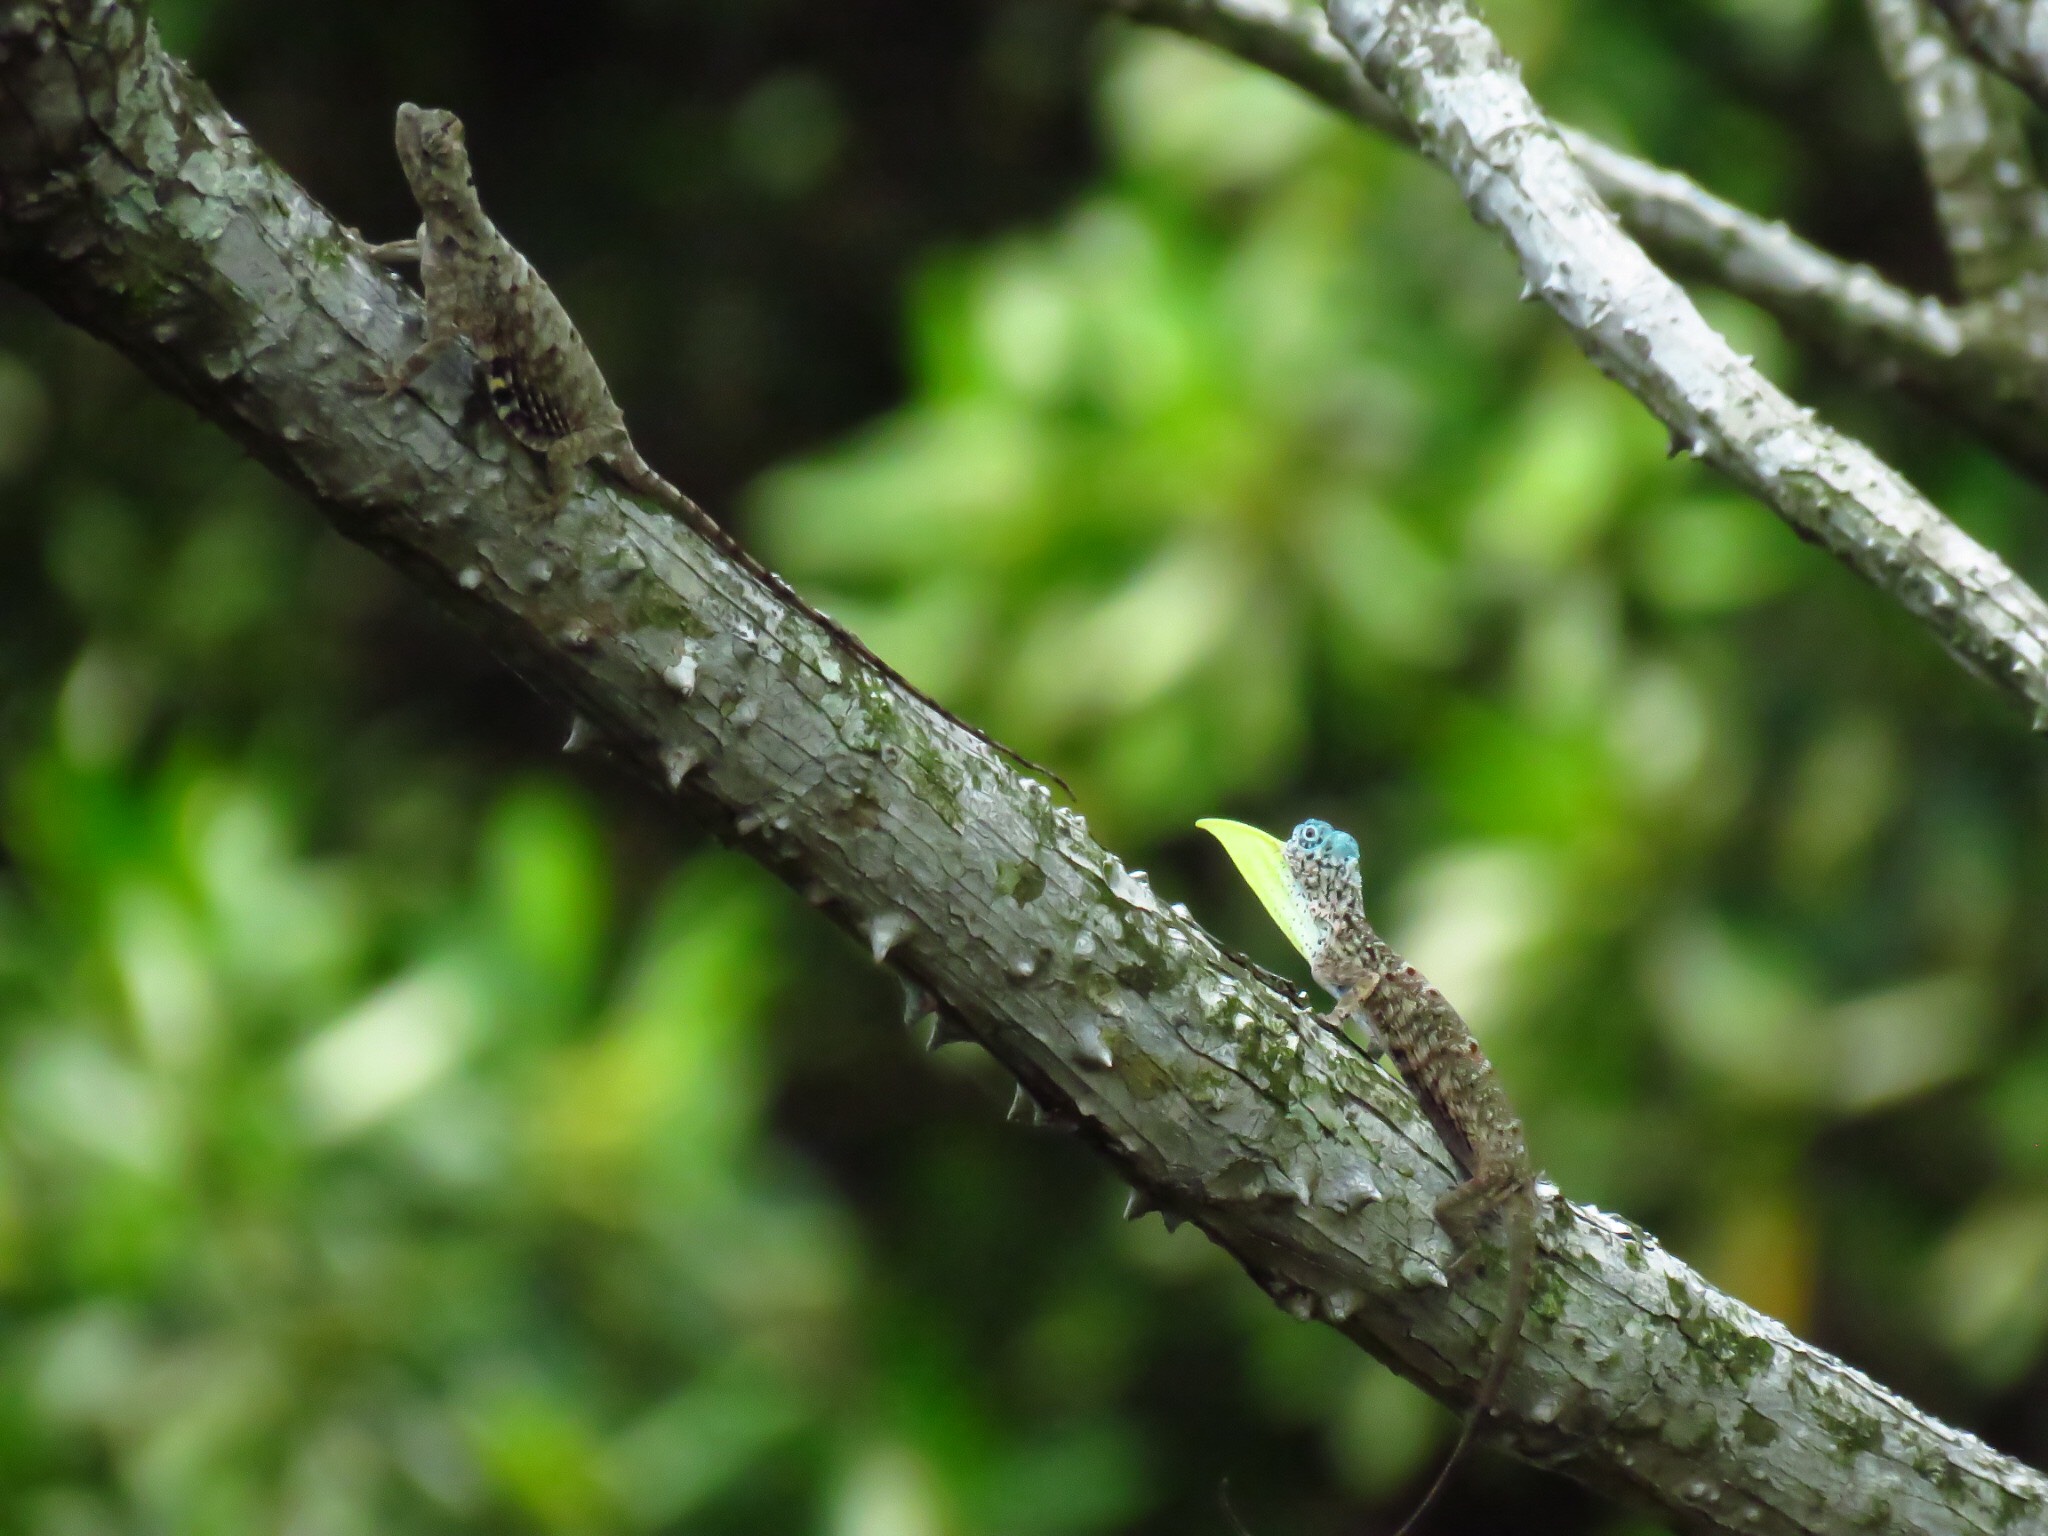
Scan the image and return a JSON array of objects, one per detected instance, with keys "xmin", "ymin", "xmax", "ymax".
[
  {"xmin": 358, "ymin": 103, "xmax": 1063, "ymax": 792},
  {"xmin": 1200, "ymin": 816, "xmax": 1538, "ymax": 1535}
]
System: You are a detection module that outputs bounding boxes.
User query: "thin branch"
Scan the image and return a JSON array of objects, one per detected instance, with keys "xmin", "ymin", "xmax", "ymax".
[
  {"xmin": 1121, "ymin": 0, "xmax": 2048, "ymax": 729},
  {"xmin": 1556, "ymin": 130, "xmax": 2048, "ymax": 485},
  {"xmin": 1352, "ymin": 0, "xmax": 2048, "ymax": 737},
  {"xmin": 1929, "ymin": 0, "xmax": 2048, "ymax": 112},
  {"xmin": 1113, "ymin": 0, "xmax": 2048, "ymax": 484},
  {"xmin": 1865, "ymin": 0, "xmax": 2048, "ymax": 295},
  {"xmin": 1111, "ymin": 0, "xmax": 1414, "ymax": 138},
  {"xmin": 0, "ymin": 3, "xmax": 2045, "ymax": 1534},
  {"xmin": 1556, "ymin": 131, "xmax": 1963, "ymax": 365}
]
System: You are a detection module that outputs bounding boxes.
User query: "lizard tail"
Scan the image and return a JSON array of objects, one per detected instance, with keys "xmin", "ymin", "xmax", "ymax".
[{"xmin": 1387, "ymin": 1184, "xmax": 1535, "ymax": 1536}]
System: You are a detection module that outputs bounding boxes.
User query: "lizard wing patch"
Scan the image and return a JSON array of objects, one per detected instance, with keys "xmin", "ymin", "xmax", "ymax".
[
  {"xmin": 485, "ymin": 354, "xmax": 575, "ymax": 445},
  {"xmin": 1197, "ymin": 818, "xmax": 1320, "ymax": 963}
]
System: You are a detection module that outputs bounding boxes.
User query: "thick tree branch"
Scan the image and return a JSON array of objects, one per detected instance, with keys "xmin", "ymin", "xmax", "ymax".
[
  {"xmin": 1931, "ymin": 0, "xmax": 2048, "ymax": 111},
  {"xmin": 1, "ymin": 3, "xmax": 2045, "ymax": 1534},
  {"xmin": 1866, "ymin": 0, "xmax": 2048, "ymax": 296}
]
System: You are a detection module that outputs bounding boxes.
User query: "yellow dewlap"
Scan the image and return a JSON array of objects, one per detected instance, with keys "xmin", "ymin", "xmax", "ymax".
[{"xmin": 1195, "ymin": 818, "xmax": 1321, "ymax": 964}]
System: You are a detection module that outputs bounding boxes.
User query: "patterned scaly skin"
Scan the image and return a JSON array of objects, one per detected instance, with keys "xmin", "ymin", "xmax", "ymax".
[
  {"xmin": 358, "ymin": 105, "xmax": 1065, "ymax": 792},
  {"xmin": 1284, "ymin": 818, "xmax": 1536, "ymax": 1536},
  {"xmin": 362, "ymin": 105, "xmax": 676, "ymax": 512}
]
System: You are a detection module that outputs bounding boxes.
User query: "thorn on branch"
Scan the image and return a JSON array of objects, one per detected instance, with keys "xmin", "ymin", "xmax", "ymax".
[
  {"xmin": 1073, "ymin": 1024, "xmax": 1115, "ymax": 1070},
  {"xmin": 663, "ymin": 647, "xmax": 698, "ymax": 695},
  {"xmin": 867, "ymin": 909, "xmax": 914, "ymax": 963},
  {"xmin": 900, "ymin": 979, "xmax": 937, "ymax": 1030},
  {"xmin": 659, "ymin": 744, "xmax": 698, "ymax": 789},
  {"xmin": 1007, "ymin": 1083, "xmax": 1046, "ymax": 1125},
  {"xmin": 926, "ymin": 1011, "xmax": 973, "ymax": 1052}
]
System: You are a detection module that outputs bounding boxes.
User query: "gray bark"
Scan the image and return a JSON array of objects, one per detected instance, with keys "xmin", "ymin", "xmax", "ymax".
[
  {"xmin": 1322, "ymin": 0, "xmax": 2048, "ymax": 726},
  {"xmin": 1930, "ymin": 0, "xmax": 2048, "ymax": 112},
  {"xmin": 1563, "ymin": 131, "xmax": 2048, "ymax": 486},
  {"xmin": 0, "ymin": 2, "xmax": 2045, "ymax": 1534},
  {"xmin": 1111, "ymin": 0, "xmax": 2048, "ymax": 498},
  {"xmin": 1865, "ymin": 0, "xmax": 2048, "ymax": 297}
]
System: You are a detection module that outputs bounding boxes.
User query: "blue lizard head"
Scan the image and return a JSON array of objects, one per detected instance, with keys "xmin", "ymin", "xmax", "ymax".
[{"xmin": 1287, "ymin": 818, "xmax": 1359, "ymax": 867}]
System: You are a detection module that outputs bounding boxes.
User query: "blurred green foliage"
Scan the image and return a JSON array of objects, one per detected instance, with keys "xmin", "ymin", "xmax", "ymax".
[{"xmin": 2, "ymin": 0, "xmax": 2048, "ymax": 1533}]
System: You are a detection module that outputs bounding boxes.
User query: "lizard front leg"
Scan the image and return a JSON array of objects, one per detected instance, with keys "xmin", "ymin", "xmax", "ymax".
[
  {"xmin": 1323, "ymin": 975, "xmax": 1381, "ymax": 1028},
  {"xmin": 361, "ymin": 237, "xmax": 421, "ymax": 265},
  {"xmin": 1321, "ymin": 975, "xmax": 1386, "ymax": 1058},
  {"xmin": 351, "ymin": 304, "xmax": 460, "ymax": 400},
  {"xmin": 350, "ymin": 218, "xmax": 424, "ymax": 267}
]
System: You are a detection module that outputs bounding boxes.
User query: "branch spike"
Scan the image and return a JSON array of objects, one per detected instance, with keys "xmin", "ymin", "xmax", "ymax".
[
  {"xmin": 867, "ymin": 910, "xmax": 914, "ymax": 964},
  {"xmin": 900, "ymin": 981, "xmax": 937, "ymax": 1030},
  {"xmin": 660, "ymin": 744, "xmax": 698, "ymax": 789},
  {"xmin": 1006, "ymin": 1083, "xmax": 1046, "ymax": 1125},
  {"xmin": 926, "ymin": 1011, "xmax": 973, "ymax": 1051}
]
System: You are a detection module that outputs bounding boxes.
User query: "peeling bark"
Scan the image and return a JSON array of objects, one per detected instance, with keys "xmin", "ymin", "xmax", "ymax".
[{"xmin": 0, "ymin": 2, "xmax": 2044, "ymax": 1533}]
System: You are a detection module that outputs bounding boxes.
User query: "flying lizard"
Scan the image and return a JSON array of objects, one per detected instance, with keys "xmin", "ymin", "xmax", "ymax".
[
  {"xmin": 356, "ymin": 103, "xmax": 1064, "ymax": 794},
  {"xmin": 1200, "ymin": 816, "xmax": 1538, "ymax": 1535}
]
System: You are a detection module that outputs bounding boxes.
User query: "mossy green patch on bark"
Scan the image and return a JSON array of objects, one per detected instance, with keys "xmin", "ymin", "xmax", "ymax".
[
  {"xmin": 1115, "ymin": 954, "xmax": 1169, "ymax": 997},
  {"xmin": 1908, "ymin": 1444, "xmax": 1968, "ymax": 1499},
  {"xmin": 997, "ymin": 859, "xmax": 1047, "ymax": 905},
  {"xmin": 1810, "ymin": 1393, "xmax": 1885, "ymax": 1461},
  {"xmin": 1682, "ymin": 1307, "xmax": 1776, "ymax": 1390},
  {"xmin": 1997, "ymin": 1483, "xmax": 2036, "ymax": 1531},
  {"xmin": 1527, "ymin": 1255, "xmax": 1571, "ymax": 1331},
  {"xmin": 1738, "ymin": 1406, "xmax": 1779, "ymax": 1447},
  {"xmin": 902, "ymin": 736, "xmax": 963, "ymax": 826},
  {"xmin": 305, "ymin": 231, "xmax": 356, "ymax": 272}
]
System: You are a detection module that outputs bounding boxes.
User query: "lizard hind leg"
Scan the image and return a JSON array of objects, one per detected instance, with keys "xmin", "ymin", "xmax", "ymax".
[
  {"xmin": 349, "ymin": 318, "xmax": 458, "ymax": 401},
  {"xmin": 540, "ymin": 424, "xmax": 628, "ymax": 515},
  {"xmin": 1433, "ymin": 1167, "xmax": 1524, "ymax": 1279}
]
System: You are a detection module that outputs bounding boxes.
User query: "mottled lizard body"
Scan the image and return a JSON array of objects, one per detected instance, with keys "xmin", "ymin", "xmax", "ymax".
[
  {"xmin": 1199, "ymin": 817, "xmax": 1537, "ymax": 1536},
  {"xmin": 360, "ymin": 104, "xmax": 1062, "ymax": 791}
]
